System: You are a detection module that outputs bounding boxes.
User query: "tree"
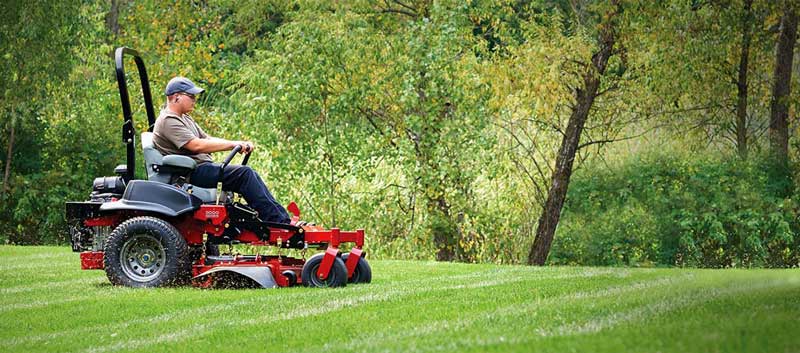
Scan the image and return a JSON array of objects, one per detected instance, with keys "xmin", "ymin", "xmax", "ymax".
[
  {"xmin": 768, "ymin": 1, "xmax": 798, "ymax": 168},
  {"xmin": 2, "ymin": 114, "xmax": 14, "ymax": 198},
  {"xmin": 736, "ymin": 0, "xmax": 754, "ymax": 159},
  {"xmin": 105, "ymin": 0, "xmax": 123, "ymax": 38},
  {"xmin": 625, "ymin": 1, "xmax": 777, "ymax": 158},
  {"xmin": 232, "ymin": 2, "xmax": 495, "ymax": 261},
  {"xmin": 0, "ymin": 0, "xmax": 79, "ymax": 199},
  {"xmin": 528, "ymin": 1, "xmax": 622, "ymax": 265}
]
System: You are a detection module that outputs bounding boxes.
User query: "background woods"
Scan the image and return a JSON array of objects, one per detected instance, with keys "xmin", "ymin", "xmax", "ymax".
[{"xmin": 1, "ymin": 0, "xmax": 800, "ymax": 267}]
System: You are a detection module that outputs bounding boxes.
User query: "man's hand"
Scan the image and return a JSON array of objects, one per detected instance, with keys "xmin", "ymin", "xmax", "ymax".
[{"xmin": 235, "ymin": 141, "xmax": 255, "ymax": 154}]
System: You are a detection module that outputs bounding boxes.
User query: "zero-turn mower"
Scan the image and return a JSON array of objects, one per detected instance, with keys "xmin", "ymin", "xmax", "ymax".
[{"xmin": 65, "ymin": 47, "xmax": 371, "ymax": 288}]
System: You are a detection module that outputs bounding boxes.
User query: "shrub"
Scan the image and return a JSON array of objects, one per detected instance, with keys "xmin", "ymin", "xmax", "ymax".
[{"xmin": 554, "ymin": 150, "xmax": 800, "ymax": 268}]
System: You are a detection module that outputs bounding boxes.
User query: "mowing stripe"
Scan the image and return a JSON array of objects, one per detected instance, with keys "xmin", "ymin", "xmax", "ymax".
[
  {"xmin": 441, "ymin": 267, "xmax": 627, "ymax": 290},
  {"xmin": 535, "ymin": 278, "xmax": 794, "ymax": 337},
  {"xmin": 0, "ymin": 262, "xmax": 513, "ymax": 313},
  {"xmin": 420, "ymin": 277, "xmax": 797, "ymax": 351},
  {"xmin": 326, "ymin": 274, "xmax": 782, "ymax": 352},
  {"xmin": 3, "ymin": 293, "xmax": 292, "ymax": 347},
  {"xmin": 0, "ymin": 281, "xmax": 114, "ymax": 311},
  {"xmin": 323, "ymin": 273, "xmax": 690, "ymax": 353},
  {"xmin": 0, "ymin": 270, "xmax": 90, "ymax": 282},
  {"xmin": 84, "ymin": 292, "xmax": 393, "ymax": 353},
  {"xmin": 0, "ymin": 252, "xmax": 71, "ymax": 262},
  {"xmin": 80, "ymin": 267, "xmax": 627, "ymax": 352},
  {"xmin": 0, "ymin": 277, "xmax": 107, "ymax": 295},
  {"xmin": 0, "ymin": 267, "xmax": 520, "ymax": 314},
  {"xmin": 2, "ymin": 266, "xmax": 629, "ymax": 350},
  {"xmin": 562, "ymin": 273, "xmax": 694, "ymax": 300},
  {"xmin": 0, "ymin": 259, "xmax": 76, "ymax": 271},
  {"xmin": 0, "ymin": 266, "xmax": 523, "ymax": 348},
  {"xmin": 0, "ymin": 285, "xmax": 120, "ymax": 310},
  {"xmin": 0, "ymin": 297, "xmax": 87, "ymax": 313}
]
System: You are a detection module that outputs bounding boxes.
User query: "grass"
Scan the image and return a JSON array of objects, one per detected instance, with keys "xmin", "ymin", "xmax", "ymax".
[{"xmin": 0, "ymin": 246, "xmax": 798, "ymax": 353}]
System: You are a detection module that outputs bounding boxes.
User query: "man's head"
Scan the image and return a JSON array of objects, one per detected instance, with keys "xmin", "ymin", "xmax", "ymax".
[{"xmin": 165, "ymin": 76, "xmax": 204, "ymax": 114}]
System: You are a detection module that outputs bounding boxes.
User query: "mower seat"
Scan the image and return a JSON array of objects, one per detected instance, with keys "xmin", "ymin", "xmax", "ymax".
[{"xmin": 141, "ymin": 132, "xmax": 219, "ymax": 203}]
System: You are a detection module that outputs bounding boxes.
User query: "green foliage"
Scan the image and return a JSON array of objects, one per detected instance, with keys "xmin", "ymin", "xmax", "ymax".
[
  {"xmin": 0, "ymin": 0, "xmax": 96, "ymax": 244},
  {"xmin": 1, "ymin": 0, "xmax": 799, "ymax": 269},
  {"xmin": 624, "ymin": 0, "xmax": 782, "ymax": 153},
  {"xmin": 551, "ymin": 149, "xmax": 800, "ymax": 268},
  {"xmin": 227, "ymin": 2, "xmax": 498, "ymax": 261}
]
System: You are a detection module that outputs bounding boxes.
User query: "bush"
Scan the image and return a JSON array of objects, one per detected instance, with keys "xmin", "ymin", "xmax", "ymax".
[
  {"xmin": 553, "ymin": 150, "xmax": 800, "ymax": 268},
  {"xmin": 551, "ymin": 202, "xmax": 659, "ymax": 266}
]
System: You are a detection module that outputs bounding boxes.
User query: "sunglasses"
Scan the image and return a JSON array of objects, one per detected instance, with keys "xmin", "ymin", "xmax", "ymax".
[{"xmin": 179, "ymin": 93, "xmax": 196, "ymax": 101}]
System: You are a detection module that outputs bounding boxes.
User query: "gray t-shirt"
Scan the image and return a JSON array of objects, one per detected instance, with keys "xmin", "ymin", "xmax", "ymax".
[{"xmin": 153, "ymin": 109, "xmax": 213, "ymax": 163}]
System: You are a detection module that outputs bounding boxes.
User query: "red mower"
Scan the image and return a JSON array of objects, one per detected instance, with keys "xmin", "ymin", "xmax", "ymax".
[{"xmin": 65, "ymin": 47, "xmax": 371, "ymax": 288}]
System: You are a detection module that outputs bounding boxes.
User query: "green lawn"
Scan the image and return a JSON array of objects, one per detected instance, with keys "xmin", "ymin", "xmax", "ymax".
[{"xmin": 0, "ymin": 246, "xmax": 798, "ymax": 353}]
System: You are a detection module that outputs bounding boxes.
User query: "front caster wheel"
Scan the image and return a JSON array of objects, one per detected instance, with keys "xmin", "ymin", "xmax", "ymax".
[
  {"xmin": 342, "ymin": 253, "xmax": 372, "ymax": 284},
  {"xmin": 301, "ymin": 253, "xmax": 347, "ymax": 288}
]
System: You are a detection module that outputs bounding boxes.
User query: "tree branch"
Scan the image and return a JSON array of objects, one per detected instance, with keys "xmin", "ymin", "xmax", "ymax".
[{"xmin": 380, "ymin": 8, "xmax": 418, "ymax": 18}]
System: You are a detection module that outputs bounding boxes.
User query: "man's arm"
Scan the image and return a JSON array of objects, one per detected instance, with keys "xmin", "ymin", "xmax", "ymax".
[{"xmin": 184, "ymin": 137, "xmax": 254, "ymax": 154}]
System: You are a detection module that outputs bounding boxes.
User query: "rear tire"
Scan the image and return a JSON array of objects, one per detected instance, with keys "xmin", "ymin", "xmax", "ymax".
[
  {"xmin": 301, "ymin": 253, "xmax": 347, "ymax": 288},
  {"xmin": 342, "ymin": 253, "xmax": 372, "ymax": 284},
  {"xmin": 104, "ymin": 216, "xmax": 190, "ymax": 287}
]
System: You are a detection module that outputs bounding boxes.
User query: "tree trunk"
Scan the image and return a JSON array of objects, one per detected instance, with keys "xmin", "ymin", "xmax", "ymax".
[
  {"xmin": 528, "ymin": 3, "xmax": 620, "ymax": 266},
  {"xmin": 105, "ymin": 0, "xmax": 122, "ymax": 37},
  {"xmin": 736, "ymin": 0, "xmax": 753, "ymax": 159},
  {"xmin": 2, "ymin": 114, "xmax": 16, "ymax": 199},
  {"xmin": 431, "ymin": 195, "xmax": 456, "ymax": 261},
  {"xmin": 769, "ymin": 4, "xmax": 798, "ymax": 167}
]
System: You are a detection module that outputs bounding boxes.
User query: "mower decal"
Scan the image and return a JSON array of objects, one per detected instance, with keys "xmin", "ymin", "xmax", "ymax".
[{"xmin": 194, "ymin": 204, "xmax": 227, "ymax": 225}]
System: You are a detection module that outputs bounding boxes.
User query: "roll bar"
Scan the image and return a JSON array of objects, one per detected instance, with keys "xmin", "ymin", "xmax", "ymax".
[{"xmin": 114, "ymin": 47, "xmax": 156, "ymax": 181}]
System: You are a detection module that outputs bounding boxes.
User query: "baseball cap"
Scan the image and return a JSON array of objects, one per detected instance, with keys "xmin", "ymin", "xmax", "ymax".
[{"xmin": 165, "ymin": 76, "xmax": 205, "ymax": 96}]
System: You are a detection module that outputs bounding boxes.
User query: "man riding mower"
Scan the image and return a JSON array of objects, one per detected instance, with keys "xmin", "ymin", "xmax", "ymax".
[{"xmin": 65, "ymin": 47, "xmax": 371, "ymax": 288}]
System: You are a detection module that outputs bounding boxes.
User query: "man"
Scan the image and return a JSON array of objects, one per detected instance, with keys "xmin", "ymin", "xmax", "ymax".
[{"xmin": 152, "ymin": 76, "xmax": 291, "ymax": 224}]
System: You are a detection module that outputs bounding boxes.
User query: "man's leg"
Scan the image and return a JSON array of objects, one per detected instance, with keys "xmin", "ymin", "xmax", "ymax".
[
  {"xmin": 191, "ymin": 163, "xmax": 290, "ymax": 223},
  {"xmin": 222, "ymin": 165, "xmax": 290, "ymax": 223}
]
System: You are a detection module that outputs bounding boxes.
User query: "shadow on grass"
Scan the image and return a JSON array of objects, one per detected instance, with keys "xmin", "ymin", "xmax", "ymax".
[
  {"xmin": 89, "ymin": 272, "xmax": 283, "ymax": 290},
  {"xmin": 92, "ymin": 281, "xmax": 114, "ymax": 288}
]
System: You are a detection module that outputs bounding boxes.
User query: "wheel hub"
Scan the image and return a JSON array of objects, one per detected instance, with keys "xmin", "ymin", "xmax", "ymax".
[
  {"xmin": 120, "ymin": 233, "xmax": 166, "ymax": 282},
  {"xmin": 139, "ymin": 250, "xmax": 156, "ymax": 266}
]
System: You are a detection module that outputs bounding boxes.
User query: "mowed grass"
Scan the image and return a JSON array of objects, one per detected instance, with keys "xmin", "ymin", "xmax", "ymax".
[{"xmin": 0, "ymin": 246, "xmax": 798, "ymax": 353}]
